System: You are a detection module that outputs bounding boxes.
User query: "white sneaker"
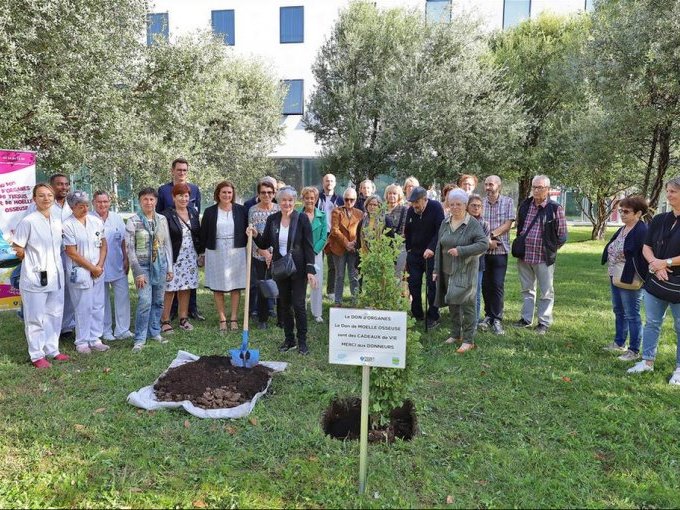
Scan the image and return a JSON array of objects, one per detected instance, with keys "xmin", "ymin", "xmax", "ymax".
[
  {"xmin": 90, "ymin": 341, "xmax": 110, "ymax": 352},
  {"xmin": 669, "ymin": 368, "xmax": 680, "ymax": 386},
  {"xmin": 627, "ymin": 360, "xmax": 654, "ymax": 374},
  {"xmin": 76, "ymin": 344, "xmax": 91, "ymax": 354},
  {"xmin": 603, "ymin": 341, "xmax": 626, "ymax": 352},
  {"xmin": 151, "ymin": 335, "xmax": 168, "ymax": 344},
  {"xmin": 314, "ymin": 316, "xmax": 323, "ymax": 323},
  {"xmin": 326, "ymin": 293, "xmax": 335, "ymax": 302},
  {"xmin": 618, "ymin": 350, "xmax": 640, "ymax": 362},
  {"xmin": 102, "ymin": 334, "xmax": 116, "ymax": 341},
  {"xmin": 132, "ymin": 342, "xmax": 144, "ymax": 353},
  {"xmin": 116, "ymin": 331, "xmax": 134, "ymax": 340}
]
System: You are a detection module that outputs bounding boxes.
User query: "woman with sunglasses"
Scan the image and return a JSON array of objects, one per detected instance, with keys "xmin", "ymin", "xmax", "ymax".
[
  {"xmin": 327, "ymin": 187, "xmax": 363, "ymax": 306},
  {"xmin": 248, "ymin": 179, "xmax": 280, "ymax": 329},
  {"xmin": 601, "ymin": 196, "xmax": 648, "ymax": 361}
]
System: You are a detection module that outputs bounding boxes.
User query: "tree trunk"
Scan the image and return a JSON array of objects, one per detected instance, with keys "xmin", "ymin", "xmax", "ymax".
[
  {"xmin": 518, "ymin": 174, "xmax": 532, "ymax": 206},
  {"xmin": 591, "ymin": 197, "xmax": 608, "ymax": 240},
  {"xmin": 648, "ymin": 121, "xmax": 672, "ymax": 213},
  {"xmin": 642, "ymin": 123, "xmax": 659, "ymax": 198}
]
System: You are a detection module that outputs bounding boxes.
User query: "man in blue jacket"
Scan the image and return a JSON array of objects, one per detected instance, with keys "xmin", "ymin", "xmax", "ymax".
[
  {"xmin": 404, "ymin": 186, "xmax": 444, "ymax": 329},
  {"xmin": 156, "ymin": 158, "xmax": 204, "ymax": 320}
]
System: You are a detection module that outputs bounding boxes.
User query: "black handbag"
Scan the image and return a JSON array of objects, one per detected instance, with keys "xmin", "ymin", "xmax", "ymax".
[
  {"xmin": 644, "ymin": 271, "xmax": 680, "ymax": 303},
  {"xmin": 271, "ymin": 212, "xmax": 299, "ymax": 280},
  {"xmin": 511, "ymin": 209, "xmax": 543, "ymax": 259}
]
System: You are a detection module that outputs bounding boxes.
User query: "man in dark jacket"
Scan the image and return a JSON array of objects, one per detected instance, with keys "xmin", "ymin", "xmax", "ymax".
[
  {"xmin": 404, "ymin": 186, "xmax": 445, "ymax": 328},
  {"xmin": 156, "ymin": 158, "xmax": 203, "ymax": 320},
  {"xmin": 513, "ymin": 175, "xmax": 568, "ymax": 334}
]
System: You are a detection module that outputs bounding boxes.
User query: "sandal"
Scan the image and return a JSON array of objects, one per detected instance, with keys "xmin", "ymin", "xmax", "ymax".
[
  {"xmin": 179, "ymin": 317, "xmax": 194, "ymax": 331},
  {"xmin": 456, "ymin": 342, "xmax": 477, "ymax": 354},
  {"xmin": 230, "ymin": 320, "xmax": 239, "ymax": 331},
  {"xmin": 161, "ymin": 320, "xmax": 174, "ymax": 334},
  {"xmin": 219, "ymin": 320, "xmax": 228, "ymax": 333}
]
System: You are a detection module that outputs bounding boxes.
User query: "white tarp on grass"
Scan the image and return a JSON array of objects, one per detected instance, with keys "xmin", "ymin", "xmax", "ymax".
[{"xmin": 127, "ymin": 350, "xmax": 287, "ymax": 419}]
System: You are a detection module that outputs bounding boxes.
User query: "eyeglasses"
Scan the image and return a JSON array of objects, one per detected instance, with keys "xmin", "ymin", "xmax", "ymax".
[
  {"xmin": 618, "ymin": 208, "xmax": 632, "ymax": 214},
  {"xmin": 344, "ymin": 198, "xmax": 356, "ymax": 202},
  {"xmin": 468, "ymin": 203, "xmax": 482, "ymax": 208},
  {"xmin": 259, "ymin": 191, "xmax": 274, "ymax": 195},
  {"xmin": 532, "ymin": 185, "xmax": 548, "ymax": 190}
]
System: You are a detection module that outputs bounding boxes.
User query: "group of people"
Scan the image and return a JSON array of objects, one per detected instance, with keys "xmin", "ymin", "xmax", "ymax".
[
  {"xmin": 601, "ymin": 178, "xmax": 680, "ymax": 385},
  {"xmin": 11, "ymin": 160, "xmax": 680, "ymax": 384}
]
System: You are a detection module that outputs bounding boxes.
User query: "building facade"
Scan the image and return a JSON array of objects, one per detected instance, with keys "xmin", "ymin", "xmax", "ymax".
[{"xmin": 147, "ymin": 0, "xmax": 594, "ymax": 193}]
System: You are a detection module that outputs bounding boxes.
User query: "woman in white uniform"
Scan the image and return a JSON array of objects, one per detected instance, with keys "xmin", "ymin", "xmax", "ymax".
[
  {"xmin": 92, "ymin": 191, "xmax": 132, "ymax": 340},
  {"xmin": 12, "ymin": 183, "xmax": 71, "ymax": 368},
  {"xmin": 63, "ymin": 191, "xmax": 109, "ymax": 354},
  {"xmin": 200, "ymin": 181, "xmax": 247, "ymax": 332}
]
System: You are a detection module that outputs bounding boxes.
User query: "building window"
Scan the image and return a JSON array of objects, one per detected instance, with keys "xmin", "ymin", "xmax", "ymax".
[
  {"xmin": 584, "ymin": 0, "xmax": 594, "ymax": 11},
  {"xmin": 426, "ymin": 0, "xmax": 451, "ymax": 23},
  {"xmin": 280, "ymin": 6, "xmax": 304, "ymax": 43},
  {"xmin": 212, "ymin": 10, "xmax": 235, "ymax": 45},
  {"xmin": 503, "ymin": 0, "xmax": 531, "ymax": 29},
  {"xmin": 282, "ymin": 80, "xmax": 304, "ymax": 115},
  {"xmin": 146, "ymin": 12, "xmax": 169, "ymax": 46}
]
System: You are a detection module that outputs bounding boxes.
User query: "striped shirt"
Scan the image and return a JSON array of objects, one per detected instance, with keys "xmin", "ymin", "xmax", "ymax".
[
  {"xmin": 482, "ymin": 194, "xmax": 515, "ymax": 255},
  {"xmin": 519, "ymin": 199, "xmax": 568, "ymax": 265}
]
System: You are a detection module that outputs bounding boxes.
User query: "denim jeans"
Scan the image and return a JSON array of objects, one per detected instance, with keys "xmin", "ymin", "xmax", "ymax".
[
  {"xmin": 641, "ymin": 290, "xmax": 680, "ymax": 367},
  {"xmin": 476, "ymin": 270, "xmax": 483, "ymax": 322},
  {"xmin": 134, "ymin": 269, "xmax": 165, "ymax": 343},
  {"xmin": 610, "ymin": 279, "xmax": 642, "ymax": 352}
]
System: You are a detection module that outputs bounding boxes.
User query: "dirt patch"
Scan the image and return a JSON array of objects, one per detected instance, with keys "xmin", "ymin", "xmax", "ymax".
[
  {"xmin": 321, "ymin": 397, "xmax": 417, "ymax": 442},
  {"xmin": 153, "ymin": 355, "xmax": 273, "ymax": 409}
]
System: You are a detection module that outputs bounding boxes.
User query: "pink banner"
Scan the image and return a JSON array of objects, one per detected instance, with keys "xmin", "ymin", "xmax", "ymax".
[{"xmin": 0, "ymin": 150, "xmax": 36, "ymax": 175}]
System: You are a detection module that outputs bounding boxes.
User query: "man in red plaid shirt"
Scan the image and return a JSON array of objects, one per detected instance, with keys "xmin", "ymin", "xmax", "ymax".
[{"xmin": 513, "ymin": 175, "xmax": 568, "ymax": 334}]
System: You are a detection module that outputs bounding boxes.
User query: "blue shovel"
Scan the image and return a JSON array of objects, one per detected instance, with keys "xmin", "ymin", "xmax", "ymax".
[{"xmin": 230, "ymin": 230, "xmax": 260, "ymax": 368}]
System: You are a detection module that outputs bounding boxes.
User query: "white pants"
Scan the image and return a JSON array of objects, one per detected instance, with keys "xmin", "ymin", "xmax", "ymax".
[
  {"xmin": 103, "ymin": 276, "xmax": 131, "ymax": 337},
  {"xmin": 69, "ymin": 278, "xmax": 106, "ymax": 346},
  {"xmin": 309, "ymin": 251, "xmax": 324, "ymax": 319},
  {"xmin": 517, "ymin": 260, "xmax": 555, "ymax": 327},
  {"xmin": 23, "ymin": 287, "xmax": 64, "ymax": 362}
]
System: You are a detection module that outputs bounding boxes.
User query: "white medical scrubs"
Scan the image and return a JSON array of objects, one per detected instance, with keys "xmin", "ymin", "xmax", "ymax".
[
  {"xmin": 63, "ymin": 214, "xmax": 106, "ymax": 347},
  {"xmin": 13, "ymin": 211, "xmax": 65, "ymax": 362},
  {"xmin": 92, "ymin": 211, "xmax": 131, "ymax": 339}
]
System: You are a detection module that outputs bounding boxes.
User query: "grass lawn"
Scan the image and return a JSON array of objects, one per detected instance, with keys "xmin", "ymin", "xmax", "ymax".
[{"xmin": 1, "ymin": 226, "xmax": 679, "ymax": 508}]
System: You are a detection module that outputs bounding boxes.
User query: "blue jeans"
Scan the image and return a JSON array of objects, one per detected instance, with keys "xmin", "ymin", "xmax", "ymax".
[
  {"xmin": 610, "ymin": 280, "xmax": 642, "ymax": 353},
  {"xmin": 134, "ymin": 269, "xmax": 165, "ymax": 343},
  {"xmin": 476, "ymin": 270, "xmax": 483, "ymax": 322},
  {"xmin": 641, "ymin": 290, "xmax": 680, "ymax": 367}
]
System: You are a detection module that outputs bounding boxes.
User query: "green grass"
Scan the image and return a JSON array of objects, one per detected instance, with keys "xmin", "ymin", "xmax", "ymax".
[{"xmin": 1, "ymin": 226, "xmax": 679, "ymax": 508}]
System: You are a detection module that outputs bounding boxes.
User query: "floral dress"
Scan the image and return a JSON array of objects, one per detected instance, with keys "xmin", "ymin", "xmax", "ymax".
[{"xmin": 166, "ymin": 221, "xmax": 198, "ymax": 291}]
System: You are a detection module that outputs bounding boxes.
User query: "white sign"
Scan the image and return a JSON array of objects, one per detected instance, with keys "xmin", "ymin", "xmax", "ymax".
[{"xmin": 328, "ymin": 308, "xmax": 407, "ymax": 369}]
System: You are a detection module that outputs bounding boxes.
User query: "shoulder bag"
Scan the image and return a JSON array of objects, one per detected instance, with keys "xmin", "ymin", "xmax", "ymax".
[
  {"xmin": 511, "ymin": 207, "xmax": 544, "ymax": 259},
  {"xmin": 271, "ymin": 212, "xmax": 299, "ymax": 280},
  {"xmin": 612, "ymin": 259, "xmax": 644, "ymax": 290},
  {"xmin": 257, "ymin": 267, "xmax": 279, "ymax": 298}
]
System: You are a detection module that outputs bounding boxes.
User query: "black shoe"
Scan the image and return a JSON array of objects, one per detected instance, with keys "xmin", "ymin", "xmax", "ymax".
[
  {"xmin": 298, "ymin": 344, "xmax": 309, "ymax": 355},
  {"xmin": 491, "ymin": 319, "xmax": 505, "ymax": 335},
  {"xmin": 513, "ymin": 318, "xmax": 532, "ymax": 328},
  {"xmin": 189, "ymin": 311, "xmax": 206, "ymax": 321},
  {"xmin": 279, "ymin": 341, "xmax": 297, "ymax": 353},
  {"xmin": 257, "ymin": 322, "xmax": 268, "ymax": 330},
  {"xmin": 535, "ymin": 324, "xmax": 549, "ymax": 335},
  {"xmin": 59, "ymin": 330, "xmax": 74, "ymax": 341},
  {"xmin": 478, "ymin": 317, "xmax": 492, "ymax": 331},
  {"xmin": 426, "ymin": 319, "xmax": 440, "ymax": 329}
]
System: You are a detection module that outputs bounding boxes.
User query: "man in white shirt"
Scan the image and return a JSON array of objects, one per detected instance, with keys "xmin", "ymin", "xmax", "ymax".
[{"xmin": 92, "ymin": 191, "xmax": 132, "ymax": 340}]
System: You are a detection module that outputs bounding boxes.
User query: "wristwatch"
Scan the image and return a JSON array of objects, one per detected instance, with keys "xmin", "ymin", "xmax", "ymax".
[{"xmin": 667, "ymin": 258, "xmax": 673, "ymax": 267}]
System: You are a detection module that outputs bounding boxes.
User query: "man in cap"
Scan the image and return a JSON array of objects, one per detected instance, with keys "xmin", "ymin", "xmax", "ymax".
[{"xmin": 404, "ymin": 186, "xmax": 444, "ymax": 328}]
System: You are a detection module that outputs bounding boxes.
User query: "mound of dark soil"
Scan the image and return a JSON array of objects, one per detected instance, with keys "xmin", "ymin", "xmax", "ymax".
[
  {"xmin": 321, "ymin": 397, "xmax": 417, "ymax": 442},
  {"xmin": 154, "ymin": 355, "xmax": 273, "ymax": 409}
]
